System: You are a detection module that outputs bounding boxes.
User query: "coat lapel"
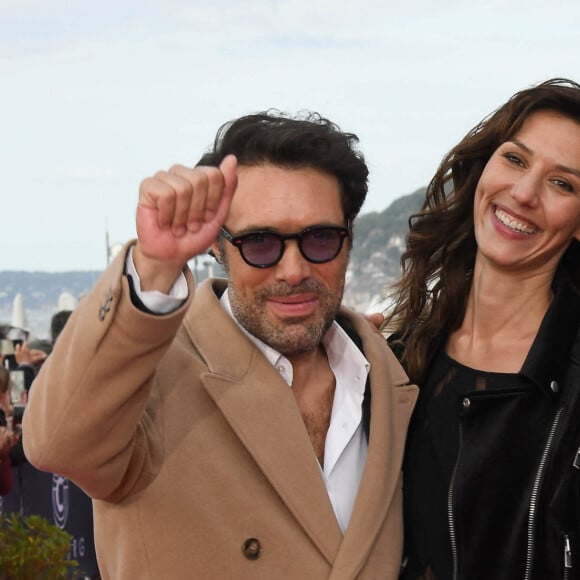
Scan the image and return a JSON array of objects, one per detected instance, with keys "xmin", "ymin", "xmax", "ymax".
[
  {"xmin": 329, "ymin": 313, "xmax": 417, "ymax": 578},
  {"xmin": 183, "ymin": 280, "xmax": 343, "ymax": 563}
]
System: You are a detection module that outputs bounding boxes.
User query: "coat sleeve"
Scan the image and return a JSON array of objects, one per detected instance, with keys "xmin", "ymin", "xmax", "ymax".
[{"xmin": 22, "ymin": 243, "xmax": 194, "ymax": 502}]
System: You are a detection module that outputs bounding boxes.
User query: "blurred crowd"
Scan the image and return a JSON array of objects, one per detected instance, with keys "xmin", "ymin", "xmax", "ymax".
[{"xmin": 0, "ymin": 310, "xmax": 72, "ymax": 495}]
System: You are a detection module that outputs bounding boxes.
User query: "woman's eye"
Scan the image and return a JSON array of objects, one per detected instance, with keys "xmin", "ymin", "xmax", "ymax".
[
  {"xmin": 552, "ymin": 178, "xmax": 574, "ymax": 193},
  {"xmin": 503, "ymin": 153, "xmax": 524, "ymax": 167}
]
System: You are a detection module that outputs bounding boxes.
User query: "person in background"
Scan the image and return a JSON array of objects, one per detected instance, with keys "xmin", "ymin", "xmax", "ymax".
[
  {"xmin": 12, "ymin": 310, "xmax": 73, "ymax": 394},
  {"xmin": 50, "ymin": 310, "xmax": 73, "ymax": 344},
  {"xmin": 7, "ymin": 310, "xmax": 73, "ymax": 467},
  {"xmin": 23, "ymin": 111, "xmax": 417, "ymax": 580},
  {"xmin": 382, "ymin": 78, "xmax": 580, "ymax": 580},
  {"xmin": 13, "ymin": 339, "xmax": 49, "ymax": 393},
  {"xmin": 0, "ymin": 366, "xmax": 20, "ymax": 495}
]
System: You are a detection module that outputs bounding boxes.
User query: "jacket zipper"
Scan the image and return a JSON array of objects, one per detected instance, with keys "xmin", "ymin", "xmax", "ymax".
[
  {"xmin": 448, "ymin": 425, "xmax": 462, "ymax": 580},
  {"xmin": 564, "ymin": 534, "xmax": 572, "ymax": 580},
  {"xmin": 567, "ymin": 447, "xmax": 580, "ymax": 579},
  {"xmin": 524, "ymin": 406, "xmax": 564, "ymax": 580}
]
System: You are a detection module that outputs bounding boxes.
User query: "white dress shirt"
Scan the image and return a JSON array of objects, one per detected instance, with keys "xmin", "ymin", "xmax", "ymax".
[{"xmin": 126, "ymin": 249, "xmax": 370, "ymax": 533}]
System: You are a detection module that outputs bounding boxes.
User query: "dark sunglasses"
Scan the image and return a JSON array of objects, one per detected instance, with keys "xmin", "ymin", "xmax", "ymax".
[{"xmin": 220, "ymin": 225, "xmax": 350, "ymax": 268}]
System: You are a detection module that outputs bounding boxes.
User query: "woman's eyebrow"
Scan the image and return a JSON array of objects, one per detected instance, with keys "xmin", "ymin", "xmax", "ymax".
[{"xmin": 510, "ymin": 138, "xmax": 580, "ymax": 178}]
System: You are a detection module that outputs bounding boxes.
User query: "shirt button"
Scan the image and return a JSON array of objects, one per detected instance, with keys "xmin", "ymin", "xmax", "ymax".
[
  {"xmin": 242, "ymin": 538, "xmax": 261, "ymax": 560},
  {"xmin": 277, "ymin": 365, "xmax": 284, "ymax": 373},
  {"xmin": 462, "ymin": 397, "xmax": 471, "ymax": 408},
  {"xmin": 550, "ymin": 380, "xmax": 559, "ymax": 393}
]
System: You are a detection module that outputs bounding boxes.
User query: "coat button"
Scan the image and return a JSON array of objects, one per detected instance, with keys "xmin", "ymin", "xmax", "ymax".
[
  {"xmin": 462, "ymin": 397, "xmax": 471, "ymax": 408},
  {"xmin": 550, "ymin": 380, "xmax": 559, "ymax": 393},
  {"xmin": 242, "ymin": 538, "xmax": 261, "ymax": 560}
]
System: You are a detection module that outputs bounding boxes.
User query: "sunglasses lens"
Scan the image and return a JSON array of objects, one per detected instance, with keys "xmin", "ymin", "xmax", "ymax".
[
  {"xmin": 301, "ymin": 228, "xmax": 343, "ymax": 262},
  {"xmin": 228, "ymin": 226, "xmax": 346, "ymax": 267},
  {"xmin": 240, "ymin": 233, "xmax": 282, "ymax": 266}
]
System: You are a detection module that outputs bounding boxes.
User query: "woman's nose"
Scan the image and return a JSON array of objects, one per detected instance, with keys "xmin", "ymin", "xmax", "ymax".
[{"xmin": 510, "ymin": 172, "xmax": 542, "ymax": 207}]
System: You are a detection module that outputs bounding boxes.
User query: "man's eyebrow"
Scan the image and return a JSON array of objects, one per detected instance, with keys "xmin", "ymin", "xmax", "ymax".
[
  {"xmin": 226, "ymin": 222, "xmax": 346, "ymax": 236},
  {"xmin": 510, "ymin": 138, "xmax": 580, "ymax": 179}
]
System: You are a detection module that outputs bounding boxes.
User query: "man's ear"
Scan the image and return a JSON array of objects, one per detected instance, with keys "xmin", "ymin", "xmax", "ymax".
[{"xmin": 209, "ymin": 242, "xmax": 222, "ymax": 263}]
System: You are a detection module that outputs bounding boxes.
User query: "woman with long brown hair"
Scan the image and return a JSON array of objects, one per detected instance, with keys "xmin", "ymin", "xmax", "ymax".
[{"xmin": 384, "ymin": 78, "xmax": 580, "ymax": 580}]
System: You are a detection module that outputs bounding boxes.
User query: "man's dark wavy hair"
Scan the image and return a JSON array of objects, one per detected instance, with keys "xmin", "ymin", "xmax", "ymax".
[{"xmin": 196, "ymin": 110, "xmax": 369, "ymax": 223}]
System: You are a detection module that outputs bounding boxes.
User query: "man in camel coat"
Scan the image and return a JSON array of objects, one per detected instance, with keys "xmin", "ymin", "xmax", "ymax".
[{"xmin": 24, "ymin": 111, "xmax": 417, "ymax": 579}]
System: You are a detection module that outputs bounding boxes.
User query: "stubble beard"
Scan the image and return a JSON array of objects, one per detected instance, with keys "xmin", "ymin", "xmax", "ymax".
[{"xmin": 228, "ymin": 279, "xmax": 344, "ymax": 356}]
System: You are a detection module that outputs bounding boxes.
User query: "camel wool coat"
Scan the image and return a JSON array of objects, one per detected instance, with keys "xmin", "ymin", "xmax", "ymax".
[{"xmin": 23, "ymin": 248, "xmax": 418, "ymax": 580}]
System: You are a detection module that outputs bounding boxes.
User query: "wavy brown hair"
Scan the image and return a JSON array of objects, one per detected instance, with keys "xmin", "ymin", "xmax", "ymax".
[{"xmin": 384, "ymin": 78, "xmax": 580, "ymax": 384}]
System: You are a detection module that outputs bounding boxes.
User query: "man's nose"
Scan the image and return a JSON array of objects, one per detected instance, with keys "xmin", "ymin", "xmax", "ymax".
[{"xmin": 274, "ymin": 240, "xmax": 311, "ymax": 284}]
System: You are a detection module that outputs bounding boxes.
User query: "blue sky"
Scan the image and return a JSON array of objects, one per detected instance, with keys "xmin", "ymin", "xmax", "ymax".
[{"xmin": 4, "ymin": 0, "xmax": 580, "ymax": 271}]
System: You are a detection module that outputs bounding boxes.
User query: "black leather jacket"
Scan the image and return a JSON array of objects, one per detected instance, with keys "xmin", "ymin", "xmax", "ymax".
[{"xmin": 397, "ymin": 278, "xmax": 580, "ymax": 580}]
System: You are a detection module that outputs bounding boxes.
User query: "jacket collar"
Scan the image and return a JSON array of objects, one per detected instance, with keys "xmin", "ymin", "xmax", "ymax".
[
  {"xmin": 421, "ymin": 277, "xmax": 580, "ymax": 400},
  {"xmin": 520, "ymin": 277, "xmax": 580, "ymax": 398}
]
